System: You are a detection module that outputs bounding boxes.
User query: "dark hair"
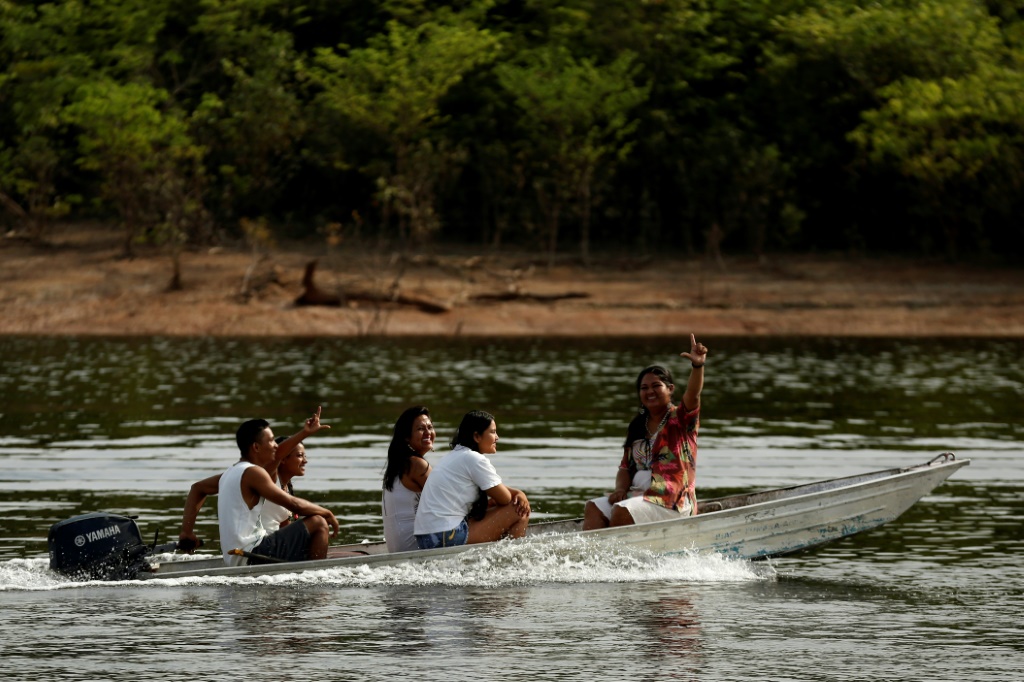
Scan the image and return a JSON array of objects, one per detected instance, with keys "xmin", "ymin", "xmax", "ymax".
[
  {"xmin": 236, "ymin": 419, "xmax": 270, "ymax": 459},
  {"xmin": 450, "ymin": 410, "xmax": 495, "ymax": 451},
  {"xmin": 383, "ymin": 406, "xmax": 431, "ymax": 492},
  {"xmin": 624, "ymin": 365, "xmax": 675, "ymax": 447},
  {"xmin": 635, "ymin": 365, "xmax": 673, "ymax": 392}
]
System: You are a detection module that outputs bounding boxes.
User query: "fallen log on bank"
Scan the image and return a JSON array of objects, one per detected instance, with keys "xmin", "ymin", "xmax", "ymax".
[
  {"xmin": 294, "ymin": 260, "xmax": 451, "ymax": 314},
  {"xmin": 469, "ymin": 291, "xmax": 590, "ymax": 303}
]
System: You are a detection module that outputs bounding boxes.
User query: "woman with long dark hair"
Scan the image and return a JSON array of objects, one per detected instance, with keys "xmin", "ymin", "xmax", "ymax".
[
  {"xmin": 381, "ymin": 406, "xmax": 435, "ymax": 552},
  {"xmin": 583, "ymin": 334, "xmax": 708, "ymax": 530},
  {"xmin": 413, "ymin": 410, "xmax": 530, "ymax": 549}
]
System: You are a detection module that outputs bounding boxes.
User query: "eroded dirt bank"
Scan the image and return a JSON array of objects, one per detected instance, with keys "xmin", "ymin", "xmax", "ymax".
[{"xmin": 3, "ymin": 226, "xmax": 1022, "ymax": 337}]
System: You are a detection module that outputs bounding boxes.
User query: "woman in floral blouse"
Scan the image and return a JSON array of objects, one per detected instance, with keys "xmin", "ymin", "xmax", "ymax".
[{"xmin": 583, "ymin": 334, "xmax": 708, "ymax": 530}]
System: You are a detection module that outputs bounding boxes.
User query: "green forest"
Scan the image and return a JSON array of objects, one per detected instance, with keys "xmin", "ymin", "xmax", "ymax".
[{"xmin": 2, "ymin": 0, "xmax": 1023, "ymax": 262}]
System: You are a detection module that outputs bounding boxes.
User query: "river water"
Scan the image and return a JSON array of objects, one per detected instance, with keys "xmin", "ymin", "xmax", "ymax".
[{"xmin": 0, "ymin": 336, "xmax": 1021, "ymax": 681}]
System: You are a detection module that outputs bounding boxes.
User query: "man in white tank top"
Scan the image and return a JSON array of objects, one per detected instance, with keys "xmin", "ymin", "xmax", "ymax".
[
  {"xmin": 178, "ymin": 408, "xmax": 327, "ymax": 551},
  {"xmin": 179, "ymin": 407, "xmax": 339, "ymax": 566}
]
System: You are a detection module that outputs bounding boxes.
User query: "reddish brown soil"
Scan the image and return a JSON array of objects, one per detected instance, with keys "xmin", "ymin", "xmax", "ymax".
[{"xmin": 3, "ymin": 224, "xmax": 1023, "ymax": 337}]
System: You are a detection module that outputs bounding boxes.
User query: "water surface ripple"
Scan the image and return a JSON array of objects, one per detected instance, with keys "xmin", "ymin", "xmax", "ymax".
[{"xmin": 0, "ymin": 336, "xmax": 1020, "ymax": 681}]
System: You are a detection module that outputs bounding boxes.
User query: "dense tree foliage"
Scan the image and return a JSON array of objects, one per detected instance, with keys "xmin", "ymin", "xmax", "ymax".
[{"xmin": 1, "ymin": 0, "xmax": 1022, "ymax": 259}]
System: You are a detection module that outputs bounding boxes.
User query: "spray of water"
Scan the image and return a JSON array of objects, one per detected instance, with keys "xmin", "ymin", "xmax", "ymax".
[{"xmin": 1, "ymin": 535, "xmax": 772, "ymax": 591}]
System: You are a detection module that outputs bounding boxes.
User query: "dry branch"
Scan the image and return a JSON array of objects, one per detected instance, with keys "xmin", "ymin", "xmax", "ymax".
[
  {"xmin": 295, "ymin": 260, "xmax": 451, "ymax": 314},
  {"xmin": 470, "ymin": 291, "xmax": 589, "ymax": 303}
]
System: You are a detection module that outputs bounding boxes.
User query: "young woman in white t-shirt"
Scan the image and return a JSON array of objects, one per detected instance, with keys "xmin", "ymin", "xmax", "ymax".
[{"xmin": 413, "ymin": 410, "xmax": 530, "ymax": 549}]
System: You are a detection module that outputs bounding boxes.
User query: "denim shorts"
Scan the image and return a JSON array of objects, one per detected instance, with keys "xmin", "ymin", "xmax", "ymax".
[{"xmin": 415, "ymin": 519, "xmax": 469, "ymax": 549}]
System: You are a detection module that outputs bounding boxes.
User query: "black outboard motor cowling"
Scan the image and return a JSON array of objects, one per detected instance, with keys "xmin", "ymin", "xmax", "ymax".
[{"xmin": 48, "ymin": 512, "xmax": 151, "ymax": 580}]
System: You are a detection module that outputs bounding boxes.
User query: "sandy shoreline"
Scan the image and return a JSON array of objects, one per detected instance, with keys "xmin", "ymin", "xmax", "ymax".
[{"xmin": 3, "ymin": 225, "xmax": 1023, "ymax": 337}]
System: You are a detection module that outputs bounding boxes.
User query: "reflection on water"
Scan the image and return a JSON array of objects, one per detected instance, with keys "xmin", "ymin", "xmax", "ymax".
[
  {"xmin": 632, "ymin": 593, "xmax": 704, "ymax": 678},
  {"xmin": 210, "ymin": 585, "xmax": 353, "ymax": 657}
]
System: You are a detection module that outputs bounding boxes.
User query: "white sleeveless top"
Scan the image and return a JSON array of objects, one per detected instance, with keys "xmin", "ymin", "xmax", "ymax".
[
  {"xmin": 261, "ymin": 491, "xmax": 292, "ymax": 531},
  {"xmin": 382, "ymin": 479, "xmax": 421, "ymax": 553},
  {"xmin": 218, "ymin": 461, "xmax": 267, "ymax": 566}
]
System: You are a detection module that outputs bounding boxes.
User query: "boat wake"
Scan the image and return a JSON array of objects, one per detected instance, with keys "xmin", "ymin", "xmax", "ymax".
[
  {"xmin": 1, "ymin": 535, "xmax": 772, "ymax": 590},
  {"xmin": 291, "ymin": 535, "xmax": 773, "ymax": 588},
  {"xmin": 0, "ymin": 558, "xmax": 73, "ymax": 591}
]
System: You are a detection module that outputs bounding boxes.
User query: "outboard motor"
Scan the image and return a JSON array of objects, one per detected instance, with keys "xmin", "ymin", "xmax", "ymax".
[{"xmin": 48, "ymin": 512, "xmax": 152, "ymax": 580}]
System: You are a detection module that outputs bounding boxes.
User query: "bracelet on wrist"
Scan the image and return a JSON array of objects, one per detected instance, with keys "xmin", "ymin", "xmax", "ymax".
[{"xmin": 691, "ymin": 362, "xmax": 705, "ymax": 369}]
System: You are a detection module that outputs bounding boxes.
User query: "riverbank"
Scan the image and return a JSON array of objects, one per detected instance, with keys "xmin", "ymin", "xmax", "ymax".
[{"xmin": 3, "ymin": 224, "xmax": 1022, "ymax": 337}]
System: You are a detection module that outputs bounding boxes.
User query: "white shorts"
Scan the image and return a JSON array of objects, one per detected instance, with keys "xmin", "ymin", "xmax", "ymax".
[{"xmin": 589, "ymin": 490, "xmax": 692, "ymax": 525}]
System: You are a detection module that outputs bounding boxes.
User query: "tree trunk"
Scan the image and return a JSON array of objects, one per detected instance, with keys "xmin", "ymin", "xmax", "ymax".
[
  {"xmin": 167, "ymin": 250, "xmax": 183, "ymax": 291},
  {"xmin": 579, "ymin": 179, "xmax": 592, "ymax": 267},
  {"xmin": 705, "ymin": 222, "xmax": 726, "ymax": 271},
  {"xmin": 547, "ymin": 203, "xmax": 561, "ymax": 269},
  {"xmin": 534, "ymin": 180, "xmax": 561, "ymax": 269}
]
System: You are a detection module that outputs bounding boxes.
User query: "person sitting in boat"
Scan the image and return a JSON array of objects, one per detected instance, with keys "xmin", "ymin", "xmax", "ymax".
[
  {"xmin": 178, "ymin": 410, "xmax": 325, "ymax": 548},
  {"xmin": 382, "ymin": 406, "xmax": 435, "ymax": 552},
  {"xmin": 179, "ymin": 407, "xmax": 339, "ymax": 565},
  {"xmin": 413, "ymin": 410, "xmax": 530, "ymax": 549},
  {"xmin": 259, "ymin": 435, "xmax": 311, "ymax": 530},
  {"xmin": 180, "ymin": 434, "xmax": 311, "ymax": 541},
  {"xmin": 583, "ymin": 334, "xmax": 708, "ymax": 530}
]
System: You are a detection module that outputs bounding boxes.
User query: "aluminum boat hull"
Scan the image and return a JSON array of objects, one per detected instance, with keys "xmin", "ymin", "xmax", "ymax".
[{"xmin": 143, "ymin": 454, "xmax": 968, "ymax": 580}]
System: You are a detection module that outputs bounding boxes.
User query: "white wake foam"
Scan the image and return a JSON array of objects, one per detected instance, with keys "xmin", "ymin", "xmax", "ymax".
[{"xmin": 1, "ymin": 535, "xmax": 773, "ymax": 591}]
